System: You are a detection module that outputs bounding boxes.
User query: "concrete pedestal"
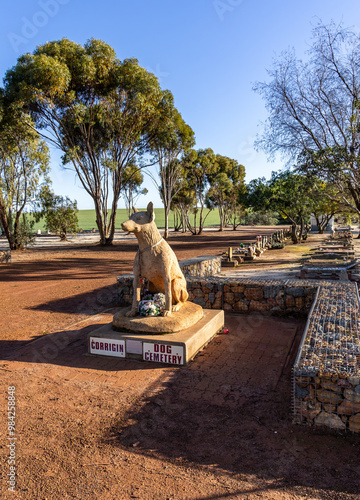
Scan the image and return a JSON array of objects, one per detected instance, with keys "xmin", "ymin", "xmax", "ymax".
[{"xmin": 88, "ymin": 309, "xmax": 224, "ymax": 365}]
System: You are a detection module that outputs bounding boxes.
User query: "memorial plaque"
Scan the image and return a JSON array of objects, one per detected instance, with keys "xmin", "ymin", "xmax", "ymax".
[{"xmin": 126, "ymin": 339, "xmax": 143, "ymax": 355}]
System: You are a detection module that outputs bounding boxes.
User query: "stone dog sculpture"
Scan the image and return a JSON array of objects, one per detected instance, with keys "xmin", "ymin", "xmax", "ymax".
[{"xmin": 121, "ymin": 202, "xmax": 188, "ymax": 317}]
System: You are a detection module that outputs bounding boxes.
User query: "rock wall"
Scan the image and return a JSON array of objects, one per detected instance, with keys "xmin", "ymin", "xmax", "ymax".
[
  {"xmin": 180, "ymin": 255, "xmax": 221, "ymax": 277},
  {"xmin": 293, "ymin": 374, "xmax": 360, "ymax": 432},
  {"xmin": 117, "ymin": 275, "xmax": 321, "ymax": 315},
  {"xmin": 186, "ymin": 277, "xmax": 318, "ymax": 315}
]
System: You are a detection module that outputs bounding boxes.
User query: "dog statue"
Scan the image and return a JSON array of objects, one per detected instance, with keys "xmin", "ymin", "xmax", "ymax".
[{"xmin": 121, "ymin": 202, "xmax": 188, "ymax": 317}]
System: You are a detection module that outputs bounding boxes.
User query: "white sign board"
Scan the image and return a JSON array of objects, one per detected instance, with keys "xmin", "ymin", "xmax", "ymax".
[
  {"xmin": 89, "ymin": 337, "xmax": 125, "ymax": 357},
  {"xmin": 143, "ymin": 342, "xmax": 184, "ymax": 365}
]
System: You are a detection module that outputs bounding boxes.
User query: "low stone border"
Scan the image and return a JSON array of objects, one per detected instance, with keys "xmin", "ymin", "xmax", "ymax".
[
  {"xmin": 180, "ymin": 255, "xmax": 221, "ymax": 277},
  {"xmin": 0, "ymin": 249, "xmax": 11, "ymax": 263}
]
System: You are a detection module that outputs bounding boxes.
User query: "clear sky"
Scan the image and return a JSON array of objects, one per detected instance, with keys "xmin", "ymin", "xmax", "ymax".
[{"xmin": 1, "ymin": 0, "xmax": 359, "ymax": 208}]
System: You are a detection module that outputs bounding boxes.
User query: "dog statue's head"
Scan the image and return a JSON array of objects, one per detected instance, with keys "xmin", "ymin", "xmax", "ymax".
[{"xmin": 121, "ymin": 202, "xmax": 155, "ymax": 234}]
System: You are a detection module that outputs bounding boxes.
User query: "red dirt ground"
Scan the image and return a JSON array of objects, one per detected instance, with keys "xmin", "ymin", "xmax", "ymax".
[{"xmin": 1, "ymin": 229, "xmax": 360, "ymax": 499}]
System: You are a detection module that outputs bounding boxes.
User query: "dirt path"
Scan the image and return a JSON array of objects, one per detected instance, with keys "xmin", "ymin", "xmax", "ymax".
[{"xmin": 1, "ymin": 229, "xmax": 360, "ymax": 499}]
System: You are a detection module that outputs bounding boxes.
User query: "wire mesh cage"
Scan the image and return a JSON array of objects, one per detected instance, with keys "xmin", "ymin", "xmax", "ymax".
[{"xmin": 293, "ymin": 283, "xmax": 360, "ymax": 432}]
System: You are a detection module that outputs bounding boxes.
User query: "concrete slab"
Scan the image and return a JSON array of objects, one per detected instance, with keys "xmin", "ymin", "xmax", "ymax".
[{"xmin": 88, "ymin": 309, "xmax": 224, "ymax": 365}]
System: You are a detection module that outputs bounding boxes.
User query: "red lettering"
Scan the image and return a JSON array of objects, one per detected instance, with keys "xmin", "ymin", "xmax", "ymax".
[
  {"xmin": 160, "ymin": 354, "xmax": 164, "ymax": 362},
  {"xmin": 95, "ymin": 342, "xmax": 99, "ymax": 349},
  {"xmin": 154, "ymin": 344, "xmax": 159, "ymax": 352},
  {"xmin": 119, "ymin": 345, "xmax": 124, "ymax": 352},
  {"xmin": 145, "ymin": 352, "xmax": 149, "ymax": 361},
  {"xmin": 104, "ymin": 343, "xmax": 109, "ymax": 351},
  {"xmin": 112, "ymin": 344, "xmax": 116, "ymax": 351},
  {"xmin": 160, "ymin": 344, "xmax": 165, "ymax": 353},
  {"xmin": 91, "ymin": 341, "xmax": 95, "ymax": 349},
  {"xmin": 154, "ymin": 353, "xmax": 159, "ymax": 361},
  {"xmin": 167, "ymin": 345, "xmax": 171, "ymax": 354},
  {"xmin": 177, "ymin": 355, "xmax": 182, "ymax": 364},
  {"xmin": 172, "ymin": 355, "xmax": 177, "ymax": 364},
  {"xmin": 100, "ymin": 342, "xmax": 104, "ymax": 350}
]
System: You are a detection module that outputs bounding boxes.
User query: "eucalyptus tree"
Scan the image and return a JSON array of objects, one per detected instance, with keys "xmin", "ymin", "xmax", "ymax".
[
  {"xmin": 180, "ymin": 148, "xmax": 217, "ymax": 235},
  {"xmin": 206, "ymin": 155, "xmax": 245, "ymax": 230},
  {"xmin": 147, "ymin": 96, "xmax": 195, "ymax": 238},
  {"xmin": 246, "ymin": 172, "xmax": 313, "ymax": 243},
  {"xmin": 0, "ymin": 102, "xmax": 50, "ymax": 249},
  {"xmin": 254, "ymin": 22, "xmax": 360, "ymax": 215},
  {"xmin": 121, "ymin": 161, "xmax": 148, "ymax": 218},
  {"xmin": 37, "ymin": 186, "xmax": 79, "ymax": 241},
  {"xmin": 5, "ymin": 38, "xmax": 174, "ymax": 244},
  {"xmin": 171, "ymin": 183, "xmax": 197, "ymax": 233}
]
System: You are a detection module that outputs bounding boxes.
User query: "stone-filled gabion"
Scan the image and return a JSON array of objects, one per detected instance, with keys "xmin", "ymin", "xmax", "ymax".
[
  {"xmin": 180, "ymin": 255, "xmax": 221, "ymax": 277},
  {"xmin": 293, "ymin": 283, "xmax": 360, "ymax": 432},
  {"xmin": 117, "ymin": 275, "xmax": 321, "ymax": 315}
]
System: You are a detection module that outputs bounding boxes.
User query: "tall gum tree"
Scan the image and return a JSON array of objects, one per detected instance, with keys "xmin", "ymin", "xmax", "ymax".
[
  {"xmin": 147, "ymin": 96, "xmax": 195, "ymax": 239},
  {"xmin": 0, "ymin": 102, "xmax": 50, "ymax": 249},
  {"xmin": 4, "ymin": 38, "xmax": 176, "ymax": 245},
  {"xmin": 254, "ymin": 22, "xmax": 360, "ymax": 216},
  {"xmin": 180, "ymin": 148, "xmax": 217, "ymax": 235},
  {"xmin": 206, "ymin": 155, "xmax": 245, "ymax": 231}
]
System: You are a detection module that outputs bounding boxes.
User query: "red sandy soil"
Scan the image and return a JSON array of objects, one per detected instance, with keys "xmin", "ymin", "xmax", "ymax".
[{"xmin": 1, "ymin": 229, "xmax": 359, "ymax": 499}]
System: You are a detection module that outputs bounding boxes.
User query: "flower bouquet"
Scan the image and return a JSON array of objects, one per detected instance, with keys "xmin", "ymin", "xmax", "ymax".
[{"xmin": 138, "ymin": 292, "xmax": 166, "ymax": 317}]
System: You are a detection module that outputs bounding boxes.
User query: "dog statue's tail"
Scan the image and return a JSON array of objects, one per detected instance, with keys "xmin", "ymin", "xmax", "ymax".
[{"xmin": 180, "ymin": 287, "xmax": 189, "ymax": 303}]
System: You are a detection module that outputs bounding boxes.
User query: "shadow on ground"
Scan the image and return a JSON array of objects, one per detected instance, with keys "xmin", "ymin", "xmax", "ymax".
[{"xmin": 106, "ymin": 314, "xmax": 360, "ymax": 497}]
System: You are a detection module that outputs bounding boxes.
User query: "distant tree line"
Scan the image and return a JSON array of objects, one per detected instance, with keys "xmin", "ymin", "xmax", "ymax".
[{"xmin": 3, "ymin": 21, "xmax": 360, "ymax": 250}]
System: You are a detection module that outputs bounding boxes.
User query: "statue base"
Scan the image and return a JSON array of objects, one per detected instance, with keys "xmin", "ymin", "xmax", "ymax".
[
  {"xmin": 112, "ymin": 301, "xmax": 204, "ymax": 334},
  {"xmin": 88, "ymin": 308, "xmax": 224, "ymax": 365}
]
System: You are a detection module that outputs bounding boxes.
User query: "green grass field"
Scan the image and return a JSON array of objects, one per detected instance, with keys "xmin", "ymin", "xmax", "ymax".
[{"xmin": 31, "ymin": 208, "xmax": 222, "ymax": 232}]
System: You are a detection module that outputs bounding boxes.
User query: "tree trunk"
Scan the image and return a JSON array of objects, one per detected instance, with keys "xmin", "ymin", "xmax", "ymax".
[
  {"xmin": 94, "ymin": 203, "xmax": 107, "ymax": 245},
  {"xmin": 164, "ymin": 205, "xmax": 170, "ymax": 239},
  {"xmin": 107, "ymin": 202, "xmax": 119, "ymax": 246},
  {"xmin": 181, "ymin": 209, "xmax": 186, "ymax": 232},
  {"xmin": 300, "ymin": 217, "xmax": 305, "ymax": 242},
  {"xmin": 218, "ymin": 206, "xmax": 224, "ymax": 231},
  {"xmin": 291, "ymin": 223, "xmax": 298, "ymax": 244},
  {"xmin": 0, "ymin": 207, "xmax": 15, "ymax": 250}
]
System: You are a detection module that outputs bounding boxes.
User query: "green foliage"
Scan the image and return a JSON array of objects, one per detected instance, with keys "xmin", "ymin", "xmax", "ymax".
[
  {"xmin": 244, "ymin": 209, "xmax": 279, "ymax": 226},
  {"xmin": 179, "ymin": 148, "xmax": 217, "ymax": 234},
  {"xmin": 13, "ymin": 214, "xmax": 35, "ymax": 248},
  {"xmin": 4, "ymin": 38, "xmax": 183, "ymax": 245},
  {"xmin": 0, "ymin": 100, "xmax": 50, "ymax": 250},
  {"xmin": 149, "ymin": 101, "xmax": 195, "ymax": 238},
  {"xmin": 38, "ymin": 187, "xmax": 79, "ymax": 240},
  {"xmin": 245, "ymin": 171, "xmax": 314, "ymax": 242},
  {"xmin": 122, "ymin": 162, "xmax": 148, "ymax": 217},
  {"xmin": 206, "ymin": 155, "xmax": 245, "ymax": 230}
]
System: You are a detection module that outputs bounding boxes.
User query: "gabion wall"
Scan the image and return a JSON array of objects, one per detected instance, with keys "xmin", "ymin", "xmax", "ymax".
[{"xmin": 293, "ymin": 283, "xmax": 360, "ymax": 432}]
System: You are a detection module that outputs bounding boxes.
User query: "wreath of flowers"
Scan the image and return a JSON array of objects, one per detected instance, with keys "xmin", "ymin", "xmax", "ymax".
[{"xmin": 138, "ymin": 290, "xmax": 166, "ymax": 317}]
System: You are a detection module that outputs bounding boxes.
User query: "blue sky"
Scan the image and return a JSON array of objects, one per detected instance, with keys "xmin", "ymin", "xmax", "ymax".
[{"xmin": 1, "ymin": 0, "xmax": 359, "ymax": 208}]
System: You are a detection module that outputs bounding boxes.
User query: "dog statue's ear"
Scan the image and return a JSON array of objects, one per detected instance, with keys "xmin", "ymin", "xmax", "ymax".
[
  {"xmin": 132, "ymin": 206, "xmax": 138, "ymax": 213},
  {"xmin": 146, "ymin": 202, "xmax": 155, "ymax": 221}
]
